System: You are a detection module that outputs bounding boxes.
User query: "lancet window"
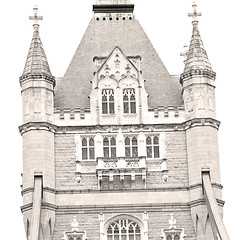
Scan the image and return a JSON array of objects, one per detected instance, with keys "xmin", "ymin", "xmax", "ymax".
[
  {"xmin": 146, "ymin": 136, "xmax": 160, "ymax": 159},
  {"xmin": 123, "ymin": 88, "xmax": 136, "ymax": 114},
  {"xmin": 82, "ymin": 137, "xmax": 95, "ymax": 160},
  {"xmin": 103, "ymin": 137, "xmax": 117, "ymax": 158},
  {"xmin": 125, "ymin": 136, "xmax": 138, "ymax": 158},
  {"xmin": 102, "ymin": 89, "xmax": 115, "ymax": 114},
  {"xmin": 107, "ymin": 219, "xmax": 141, "ymax": 240}
]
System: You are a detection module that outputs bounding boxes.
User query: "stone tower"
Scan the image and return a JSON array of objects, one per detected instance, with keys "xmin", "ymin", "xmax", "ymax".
[{"xmin": 19, "ymin": 2, "xmax": 229, "ymax": 240}]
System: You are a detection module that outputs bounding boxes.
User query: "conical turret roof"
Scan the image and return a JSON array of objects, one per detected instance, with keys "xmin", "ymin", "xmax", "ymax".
[
  {"xmin": 20, "ymin": 6, "xmax": 54, "ymax": 82},
  {"xmin": 181, "ymin": 2, "xmax": 216, "ymax": 80},
  {"xmin": 184, "ymin": 23, "xmax": 213, "ymax": 73},
  {"xmin": 54, "ymin": 3, "xmax": 183, "ymax": 109}
]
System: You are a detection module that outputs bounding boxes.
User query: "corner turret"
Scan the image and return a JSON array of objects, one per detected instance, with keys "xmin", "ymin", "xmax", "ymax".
[
  {"xmin": 180, "ymin": 2, "xmax": 216, "ymax": 120},
  {"xmin": 19, "ymin": 6, "xmax": 56, "ymax": 240}
]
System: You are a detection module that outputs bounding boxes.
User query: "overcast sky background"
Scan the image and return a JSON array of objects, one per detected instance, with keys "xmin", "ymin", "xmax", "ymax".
[{"xmin": 0, "ymin": 0, "xmax": 239, "ymax": 239}]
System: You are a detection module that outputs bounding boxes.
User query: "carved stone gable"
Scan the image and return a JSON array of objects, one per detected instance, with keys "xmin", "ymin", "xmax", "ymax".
[{"xmin": 96, "ymin": 47, "xmax": 140, "ymax": 81}]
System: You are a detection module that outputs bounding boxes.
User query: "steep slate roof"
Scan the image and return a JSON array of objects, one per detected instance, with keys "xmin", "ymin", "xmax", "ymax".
[
  {"xmin": 21, "ymin": 24, "xmax": 54, "ymax": 80},
  {"xmin": 54, "ymin": 4, "xmax": 183, "ymax": 109}
]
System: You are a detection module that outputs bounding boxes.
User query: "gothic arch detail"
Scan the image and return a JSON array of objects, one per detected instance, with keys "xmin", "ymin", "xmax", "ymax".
[{"xmin": 100, "ymin": 214, "xmax": 148, "ymax": 240}]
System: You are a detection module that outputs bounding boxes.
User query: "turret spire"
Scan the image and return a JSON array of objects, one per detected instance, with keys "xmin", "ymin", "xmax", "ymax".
[
  {"xmin": 20, "ymin": 6, "xmax": 54, "ymax": 82},
  {"xmin": 181, "ymin": 2, "xmax": 215, "ymax": 81}
]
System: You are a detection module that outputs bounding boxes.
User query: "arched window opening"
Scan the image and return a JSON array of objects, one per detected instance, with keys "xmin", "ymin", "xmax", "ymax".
[
  {"xmin": 102, "ymin": 89, "xmax": 115, "ymax": 114},
  {"xmin": 107, "ymin": 219, "xmax": 141, "ymax": 240},
  {"xmin": 146, "ymin": 136, "xmax": 160, "ymax": 159},
  {"xmin": 123, "ymin": 88, "xmax": 136, "ymax": 114},
  {"xmin": 103, "ymin": 137, "xmax": 116, "ymax": 158}
]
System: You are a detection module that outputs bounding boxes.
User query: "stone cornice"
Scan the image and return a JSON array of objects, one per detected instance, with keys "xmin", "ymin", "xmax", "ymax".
[
  {"xmin": 18, "ymin": 118, "xmax": 220, "ymax": 135},
  {"xmin": 183, "ymin": 118, "xmax": 220, "ymax": 131},
  {"xmin": 180, "ymin": 68, "xmax": 216, "ymax": 85},
  {"xmin": 21, "ymin": 202, "xmax": 57, "ymax": 213},
  {"xmin": 55, "ymin": 187, "xmax": 189, "ymax": 195},
  {"xmin": 19, "ymin": 74, "xmax": 55, "ymax": 87},
  {"xmin": 21, "ymin": 186, "xmax": 56, "ymax": 196},
  {"xmin": 189, "ymin": 198, "xmax": 225, "ymax": 208},
  {"xmin": 19, "ymin": 122, "xmax": 57, "ymax": 135}
]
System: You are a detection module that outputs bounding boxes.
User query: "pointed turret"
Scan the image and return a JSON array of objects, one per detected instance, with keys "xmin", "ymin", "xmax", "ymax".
[
  {"xmin": 181, "ymin": 3, "xmax": 228, "ymax": 239},
  {"xmin": 19, "ymin": 6, "xmax": 56, "ymax": 240},
  {"xmin": 180, "ymin": 2, "xmax": 216, "ymax": 83},
  {"xmin": 20, "ymin": 6, "xmax": 55, "ymax": 84}
]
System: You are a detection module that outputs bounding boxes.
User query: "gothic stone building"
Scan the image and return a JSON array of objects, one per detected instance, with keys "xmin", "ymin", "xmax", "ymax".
[{"xmin": 19, "ymin": 1, "xmax": 230, "ymax": 240}]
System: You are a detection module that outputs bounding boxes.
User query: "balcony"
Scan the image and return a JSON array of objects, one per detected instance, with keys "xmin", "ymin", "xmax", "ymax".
[{"xmin": 96, "ymin": 157, "xmax": 147, "ymax": 188}]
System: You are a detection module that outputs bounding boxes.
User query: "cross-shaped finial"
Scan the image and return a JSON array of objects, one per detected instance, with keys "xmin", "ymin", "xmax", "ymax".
[
  {"xmin": 188, "ymin": 2, "xmax": 202, "ymax": 24},
  {"xmin": 180, "ymin": 43, "xmax": 189, "ymax": 62},
  {"xmin": 29, "ymin": 5, "xmax": 43, "ymax": 25}
]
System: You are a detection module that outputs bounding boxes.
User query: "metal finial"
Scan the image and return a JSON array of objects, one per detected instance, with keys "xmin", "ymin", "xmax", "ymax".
[
  {"xmin": 188, "ymin": 1, "xmax": 202, "ymax": 24},
  {"xmin": 29, "ymin": 5, "xmax": 43, "ymax": 25}
]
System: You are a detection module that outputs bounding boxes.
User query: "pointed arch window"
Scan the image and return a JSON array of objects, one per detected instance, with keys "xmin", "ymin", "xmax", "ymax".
[
  {"xmin": 103, "ymin": 137, "xmax": 117, "ymax": 158},
  {"xmin": 102, "ymin": 89, "xmax": 115, "ymax": 114},
  {"xmin": 107, "ymin": 219, "xmax": 141, "ymax": 240},
  {"xmin": 146, "ymin": 136, "xmax": 160, "ymax": 159},
  {"xmin": 82, "ymin": 137, "xmax": 95, "ymax": 160},
  {"xmin": 125, "ymin": 136, "xmax": 138, "ymax": 158},
  {"xmin": 123, "ymin": 88, "xmax": 136, "ymax": 114}
]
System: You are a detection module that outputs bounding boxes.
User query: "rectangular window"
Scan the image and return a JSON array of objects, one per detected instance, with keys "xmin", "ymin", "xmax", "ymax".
[
  {"xmin": 125, "ymin": 136, "xmax": 138, "ymax": 158},
  {"xmin": 103, "ymin": 137, "xmax": 116, "ymax": 158},
  {"xmin": 81, "ymin": 137, "xmax": 95, "ymax": 160},
  {"xmin": 146, "ymin": 136, "xmax": 160, "ymax": 159}
]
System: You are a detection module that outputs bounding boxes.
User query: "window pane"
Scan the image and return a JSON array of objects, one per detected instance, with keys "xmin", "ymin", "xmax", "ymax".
[
  {"xmin": 135, "ymin": 234, "xmax": 141, "ymax": 240},
  {"xmin": 102, "ymin": 103, "xmax": 108, "ymax": 114},
  {"xmin": 89, "ymin": 138, "xmax": 94, "ymax": 146},
  {"xmin": 130, "ymin": 102, "xmax": 136, "ymax": 113},
  {"xmin": 167, "ymin": 234, "xmax": 172, "ymax": 240},
  {"xmin": 146, "ymin": 136, "xmax": 152, "ymax": 145},
  {"xmin": 132, "ymin": 147, "xmax": 138, "ymax": 157},
  {"xmin": 104, "ymin": 147, "xmax": 110, "ymax": 158},
  {"xmin": 125, "ymin": 147, "xmax": 131, "ymax": 158},
  {"xmin": 111, "ymin": 147, "xmax": 116, "ymax": 158},
  {"xmin": 132, "ymin": 137, "xmax": 137, "ymax": 146},
  {"xmin": 154, "ymin": 146, "xmax": 159, "ymax": 158},
  {"xmin": 154, "ymin": 136, "xmax": 159, "ymax": 144},
  {"xmin": 129, "ymin": 235, "xmax": 134, "ymax": 240},
  {"xmin": 89, "ymin": 147, "xmax": 95, "ymax": 159},
  {"xmin": 107, "ymin": 236, "xmax": 112, "ymax": 240},
  {"xmin": 125, "ymin": 137, "xmax": 130, "ymax": 146},
  {"xmin": 104, "ymin": 138, "xmax": 109, "ymax": 146},
  {"xmin": 82, "ymin": 138, "xmax": 87, "ymax": 146},
  {"xmin": 109, "ymin": 103, "xmax": 115, "ymax": 113},
  {"xmin": 82, "ymin": 148, "xmax": 88, "ymax": 160},
  {"xmin": 147, "ymin": 146, "xmax": 152, "ymax": 158},
  {"xmin": 174, "ymin": 234, "xmax": 180, "ymax": 240},
  {"xmin": 124, "ymin": 102, "xmax": 129, "ymax": 113},
  {"xmin": 111, "ymin": 137, "xmax": 116, "ymax": 146}
]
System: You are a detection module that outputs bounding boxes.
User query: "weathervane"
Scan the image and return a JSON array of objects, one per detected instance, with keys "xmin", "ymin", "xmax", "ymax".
[
  {"xmin": 29, "ymin": 5, "xmax": 43, "ymax": 25},
  {"xmin": 188, "ymin": 1, "xmax": 202, "ymax": 24}
]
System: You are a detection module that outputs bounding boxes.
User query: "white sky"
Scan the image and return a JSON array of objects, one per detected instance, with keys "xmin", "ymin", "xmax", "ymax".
[{"xmin": 0, "ymin": 0, "xmax": 239, "ymax": 239}]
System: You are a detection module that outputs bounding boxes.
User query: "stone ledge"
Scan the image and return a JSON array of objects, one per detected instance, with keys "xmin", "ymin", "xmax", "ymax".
[{"xmin": 93, "ymin": 4, "xmax": 134, "ymax": 13}]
